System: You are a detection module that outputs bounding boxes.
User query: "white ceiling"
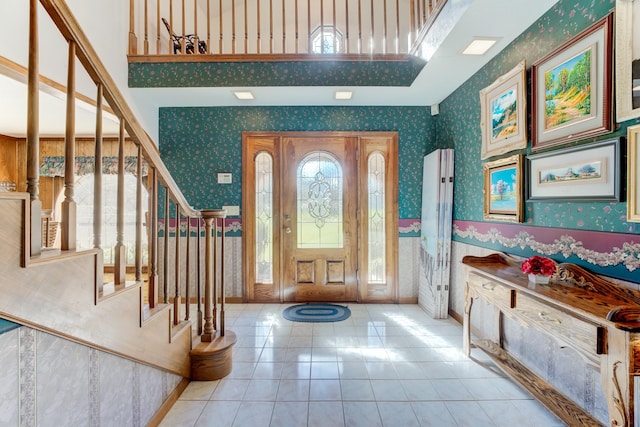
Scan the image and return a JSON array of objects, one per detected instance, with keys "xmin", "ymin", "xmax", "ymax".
[{"xmin": 0, "ymin": 0, "xmax": 558, "ymax": 139}]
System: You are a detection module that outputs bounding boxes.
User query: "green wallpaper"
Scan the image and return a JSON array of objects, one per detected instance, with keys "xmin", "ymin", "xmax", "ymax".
[
  {"xmin": 439, "ymin": 0, "xmax": 640, "ymax": 234},
  {"xmin": 129, "ymin": 58, "xmax": 426, "ymax": 87},
  {"xmin": 159, "ymin": 106, "xmax": 435, "ymax": 219}
]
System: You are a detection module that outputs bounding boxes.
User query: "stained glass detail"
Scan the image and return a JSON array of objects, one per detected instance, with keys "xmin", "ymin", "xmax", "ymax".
[
  {"xmin": 255, "ymin": 152, "xmax": 273, "ymax": 283},
  {"xmin": 297, "ymin": 151, "xmax": 343, "ymax": 248},
  {"xmin": 310, "ymin": 25, "xmax": 344, "ymax": 54},
  {"xmin": 368, "ymin": 152, "xmax": 386, "ymax": 283}
]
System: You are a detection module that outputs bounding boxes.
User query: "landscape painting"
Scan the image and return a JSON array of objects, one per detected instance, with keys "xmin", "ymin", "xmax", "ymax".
[
  {"xmin": 544, "ymin": 48, "xmax": 593, "ymax": 130},
  {"xmin": 491, "ymin": 87, "xmax": 518, "ymax": 140},
  {"xmin": 479, "ymin": 61, "xmax": 527, "ymax": 159},
  {"xmin": 527, "ymin": 138, "xmax": 621, "ymax": 201},
  {"xmin": 489, "ymin": 166, "xmax": 517, "ymax": 213},
  {"xmin": 538, "ymin": 160, "xmax": 603, "ymax": 185},
  {"xmin": 532, "ymin": 14, "xmax": 612, "ymax": 148}
]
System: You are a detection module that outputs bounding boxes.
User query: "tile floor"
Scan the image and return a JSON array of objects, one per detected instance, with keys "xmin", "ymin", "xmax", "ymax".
[{"xmin": 160, "ymin": 304, "xmax": 565, "ymax": 427}]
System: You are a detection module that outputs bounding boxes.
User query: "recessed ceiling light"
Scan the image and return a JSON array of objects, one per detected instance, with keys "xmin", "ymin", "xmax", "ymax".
[
  {"xmin": 233, "ymin": 91, "xmax": 254, "ymax": 100},
  {"xmin": 461, "ymin": 38, "xmax": 500, "ymax": 55},
  {"xmin": 335, "ymin": 91, "xmax": 353, "ymax": 100}
]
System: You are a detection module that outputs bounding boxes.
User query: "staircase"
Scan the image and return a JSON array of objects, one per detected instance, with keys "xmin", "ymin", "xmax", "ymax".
[{"xmin": 0, "ymin": 0, "xmax": 234, "ymax": 421}]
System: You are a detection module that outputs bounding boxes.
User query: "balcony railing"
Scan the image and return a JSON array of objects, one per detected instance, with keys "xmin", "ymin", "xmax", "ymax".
[{"xmin": 128, "ymin": 0, "xmax": 446, "ymax": 58}]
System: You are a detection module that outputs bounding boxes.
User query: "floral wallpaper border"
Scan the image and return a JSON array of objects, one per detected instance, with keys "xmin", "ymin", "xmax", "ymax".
[
  {"xmin": 158, "ymin": 218, "xmax": 242, "ymax": 237},
  {"xmin": 452, "ymin": 220, "xmax": 640, "ymax": 283},
  {"xmin": 160, "ymin": 218, "xmax": 421, "ymax": 238}
]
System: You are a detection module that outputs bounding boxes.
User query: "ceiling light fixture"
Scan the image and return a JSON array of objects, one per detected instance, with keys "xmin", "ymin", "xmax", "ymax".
[
  {"xmin": 461, "ymin": 38, "xmax": 500, "ymax": 56},
  {"xmin": 233, "ymin": 91, "xmax": 255, "ymax": 100},
  {"xmin": 335, "ymin": 91, "xmax": 353, "ymax": 100}
]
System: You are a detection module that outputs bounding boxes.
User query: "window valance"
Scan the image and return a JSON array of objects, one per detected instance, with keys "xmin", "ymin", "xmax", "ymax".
[{"xmin": 40, "ymin": 156, "xmax": 148, "ymax": 177}]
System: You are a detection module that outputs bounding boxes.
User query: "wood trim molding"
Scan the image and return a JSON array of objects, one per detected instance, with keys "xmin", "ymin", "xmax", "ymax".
[
  {"xmin": 145, "ymin": 378, "xmax": 190, "ymax": 427},
  {"xmin": 0, "ymin": 56, "xmax": 118, "ymax": 123},
  {"xmin": 127, "ymin": 53, "xmax": 417, "ymax": 64}
]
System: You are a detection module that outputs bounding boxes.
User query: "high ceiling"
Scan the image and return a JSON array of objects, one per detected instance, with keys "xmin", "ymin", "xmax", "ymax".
[{"xmin": 0, "ymin": 0, "xmax": 558, "ymax": 139}]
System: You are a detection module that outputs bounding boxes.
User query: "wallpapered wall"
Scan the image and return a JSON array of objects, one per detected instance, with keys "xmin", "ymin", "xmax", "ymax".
[
  {"xmin": 159, "ymin": 106, "xmax": 435, "ymax": 219},
  {"xmin": 438, "ymin": 0, "xmax": 640, "ymax": 282},
  {"xmin": 439, "ymin": 0, "xmax": 638, "ymax": 233}
]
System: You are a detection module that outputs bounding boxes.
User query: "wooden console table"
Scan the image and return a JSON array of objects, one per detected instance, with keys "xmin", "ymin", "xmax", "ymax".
[{"xmin": 462, "ymin": 253, "xmax": 640, "ymax": 427}]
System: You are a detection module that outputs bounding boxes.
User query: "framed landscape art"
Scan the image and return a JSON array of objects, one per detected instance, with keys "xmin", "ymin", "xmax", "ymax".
[
  {"xmin": 526, "ymin": 137, "xmax": 623, "ymax": 201},
  {"xmin": 615, "ymin": 0, "xmax": 640, "ymax": 121},
  {"xmin": 479, "ymin": 61, "xmax": 527, "ymax": 159},
  {"xmin": 531, "ymin": 13, "xmax": 613, "ymax": 149},
  {"xmin": 629, "ymin": 125, "xmax": 640, "ymax": 222},
  {"xmin": 483, "ymin": 154, "xmax": 523, "ymax": 222}
]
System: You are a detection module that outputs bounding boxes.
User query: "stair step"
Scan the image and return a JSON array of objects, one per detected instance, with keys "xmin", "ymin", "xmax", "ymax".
[
  {"xmin": 142, "ymin": 303, "xmax": 172, "ymax": 324},
  {"xmin": 171, "ymin": 320, "xmax": 192, "ymax": 343},
  {"xmin": 190, "ymin": 330, "xmax": 237, "ymax": 380}
]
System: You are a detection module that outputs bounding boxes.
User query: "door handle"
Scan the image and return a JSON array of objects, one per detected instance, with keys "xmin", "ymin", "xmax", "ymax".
[{"xmin": 284, "ymin": 226, "xmax": 292, "ymax": 234}]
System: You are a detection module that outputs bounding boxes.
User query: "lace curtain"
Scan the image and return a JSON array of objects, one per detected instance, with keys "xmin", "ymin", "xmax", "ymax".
[{"xmin": 39, "ymin": 156, "xmax": 148, "ymax": 177}]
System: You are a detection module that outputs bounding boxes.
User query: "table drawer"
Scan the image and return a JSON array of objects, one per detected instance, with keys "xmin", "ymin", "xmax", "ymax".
[
  {"xmin": 515, "ymin": 293, "xmax": 605, "ymax": 357},
  {"xmin": 468, "ymin": 272, "xmax": 514, "ymax": 309}
]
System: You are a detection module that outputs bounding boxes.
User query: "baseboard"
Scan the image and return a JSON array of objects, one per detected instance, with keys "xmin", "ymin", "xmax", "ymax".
[
  {"xmin": 448, "ymin": 309, "xmax": 463, "ymax": 324},
  {"xmin": 145, "ymin": 377, "xmax": 189, "ymax": 427},
  {"xmin": 398, "ymin": 297, "xmax": 418, "ymax": 304}
]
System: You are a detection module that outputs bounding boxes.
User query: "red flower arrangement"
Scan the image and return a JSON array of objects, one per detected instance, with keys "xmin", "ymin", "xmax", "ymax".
[{"xmin": 521, "ymin": 256, "xmax": 556, "ymax": 277}]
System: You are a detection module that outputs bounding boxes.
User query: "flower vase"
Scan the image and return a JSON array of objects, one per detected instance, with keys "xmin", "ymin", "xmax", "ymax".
[{"xmin": 528, "ymin": 273, "xmax": 550, "ymax": 284}]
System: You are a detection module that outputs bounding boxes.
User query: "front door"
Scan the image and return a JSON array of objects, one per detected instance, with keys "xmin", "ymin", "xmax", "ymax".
[
  {"xmin": 242, "ymin": 131, "xmax": 398, "ymax": 304},
  {"xmin": 281, "ymin": 136, "xmax": 358, "ymax": 302}
]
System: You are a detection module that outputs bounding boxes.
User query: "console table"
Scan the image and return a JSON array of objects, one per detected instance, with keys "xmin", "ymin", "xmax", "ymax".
[{"xmin": 462, "ymin": 253, "xmax": 640, "ymax": 427}]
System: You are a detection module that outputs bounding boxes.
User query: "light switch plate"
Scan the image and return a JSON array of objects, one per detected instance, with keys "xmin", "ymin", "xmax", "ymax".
[{"xmin": 217, "ymin": 173, "xmax": 232, "ymax": 184}]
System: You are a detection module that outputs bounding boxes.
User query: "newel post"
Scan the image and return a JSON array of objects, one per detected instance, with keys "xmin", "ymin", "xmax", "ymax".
[
  {"xmin": 27, "ymin": 0, "xmax": 42, "ymax": 256},
  {"xmin": 200, "ymin": 209, "xmax": 226, "ymax": 342}
]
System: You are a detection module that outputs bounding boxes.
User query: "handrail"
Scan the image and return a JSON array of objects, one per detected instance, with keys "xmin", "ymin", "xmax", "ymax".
[
  {"xmin": 40, "ymin": 0, "xmax": 199, "ymax": 219},
  {"xmin": 127, "ymin": 0, "xmax": 448, "ymax": 58}
]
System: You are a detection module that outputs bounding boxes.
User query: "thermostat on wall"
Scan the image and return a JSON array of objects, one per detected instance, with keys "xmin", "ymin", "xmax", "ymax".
[{"xmin": 217, "ymin": 173, "xmax": 232, "ymax": 184}]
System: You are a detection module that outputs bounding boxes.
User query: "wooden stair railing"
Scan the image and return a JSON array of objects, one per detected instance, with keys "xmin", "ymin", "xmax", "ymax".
[
  {"xmin": 127, "ymin": 0, "xmax": 448, "ymax": 58},
  {"xmin": 0, "ymin": 0, "xmax": 234, "ymax": 379}
]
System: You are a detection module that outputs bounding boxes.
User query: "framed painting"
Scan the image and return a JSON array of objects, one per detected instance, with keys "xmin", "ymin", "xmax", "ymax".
[
  {"xmin": 531, "ymin": 13, "xmax": 613, "ymax": 149},
  {"xmin": 615, "ymin": 0, "xmax": 640, "ymax": 122},
  {"xmin": 483, "ymin": 154, "xmax": 523, "ymax": 222},
  {"xmin": 629, "ymin": 125, "xmax": 640, "ymax": 222},
  {"xmin": 479, "ymin": 61, "xmax": 528, "ymax": 159},
  {"xmin": 526, "ymin": 137, "xmax": 623, "ymax": 201}
]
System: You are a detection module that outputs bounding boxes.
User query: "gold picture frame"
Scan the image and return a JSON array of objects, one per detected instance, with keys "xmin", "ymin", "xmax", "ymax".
[
  {"xmin": 628, "ymin": 124, "xmax": 640, "ymax": 222},
  {"xmin": 479, "ymin": 61, "xmax": 528, "ymax": 159},
  {"xmin": 483, "ymin": 154, "xmax": 524, "ymax": 223}
]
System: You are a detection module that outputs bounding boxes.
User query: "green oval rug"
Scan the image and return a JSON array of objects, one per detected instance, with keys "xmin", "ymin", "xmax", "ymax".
[{"xmin": 282, "ymin": 303, "xmax": 351, "ymax": 323}]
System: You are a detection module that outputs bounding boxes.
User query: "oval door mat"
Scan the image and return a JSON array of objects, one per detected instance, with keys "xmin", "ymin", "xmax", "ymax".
[{"xmin": 282, "ymin": 303, "xmax": 351, "ymax": 323}]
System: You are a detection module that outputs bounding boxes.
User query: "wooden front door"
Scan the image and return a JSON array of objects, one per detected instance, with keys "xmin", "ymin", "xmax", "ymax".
[
  {"xmin": 242, "ymin": 132, "xmax": 398, "ymax": 304},
  {"xmin": 281, "ymin": 136, "xmax": 358, "ymax": 302}
]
